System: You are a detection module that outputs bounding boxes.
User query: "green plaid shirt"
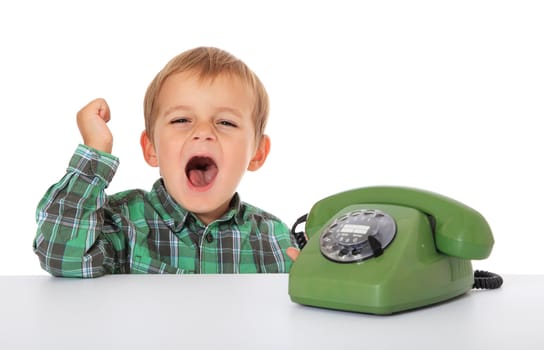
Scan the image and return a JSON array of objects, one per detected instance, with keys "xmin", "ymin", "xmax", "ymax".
[{"xmin": 34, "ymin": 145, "xmax": 294, "ymax": 277}]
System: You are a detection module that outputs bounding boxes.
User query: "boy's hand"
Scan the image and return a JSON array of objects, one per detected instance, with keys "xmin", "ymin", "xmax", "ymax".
[
  {"xmin": 76, "ymin": 98, "xmax": 113, "ymax": 154},
  {"xmin": 287, "ymin": 247, "xmax": 300, "ymax": 262}
]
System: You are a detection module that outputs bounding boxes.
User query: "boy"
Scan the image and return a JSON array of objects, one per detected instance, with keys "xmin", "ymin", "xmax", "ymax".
[{"xmin": 34, "ymin": 46, "xmax": 298, "ymax": 277}]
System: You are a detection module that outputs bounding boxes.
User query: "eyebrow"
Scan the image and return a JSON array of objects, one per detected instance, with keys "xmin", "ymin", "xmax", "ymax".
[
  {"xmin": 162, "ymin": 105, "xmax": 245, "ymax": 119},
  {"xmin": 161, "ymin": 105, "xmax": 191, "ymax": 118}
]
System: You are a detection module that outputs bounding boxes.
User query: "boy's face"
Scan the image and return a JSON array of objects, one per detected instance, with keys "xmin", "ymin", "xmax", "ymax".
[{"xmin": 141, "ymin": 71, "xmax": 270, "ymax": 225}]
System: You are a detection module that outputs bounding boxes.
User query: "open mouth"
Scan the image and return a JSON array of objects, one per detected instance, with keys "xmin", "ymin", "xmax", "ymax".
[{"xmin": 185, "ymin": 156, "xmax": 218, "ymax": 188}]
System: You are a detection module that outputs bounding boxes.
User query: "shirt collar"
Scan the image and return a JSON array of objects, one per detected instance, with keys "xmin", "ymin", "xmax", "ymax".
[{"xmin": 151, "ymin": 179, "xmax": 245, "ymax": 232}]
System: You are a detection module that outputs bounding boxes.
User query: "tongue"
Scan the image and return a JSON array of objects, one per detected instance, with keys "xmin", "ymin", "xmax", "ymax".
[{"xmin": 188, "ymin": 165, "xmax": 218, "ymax": 187}]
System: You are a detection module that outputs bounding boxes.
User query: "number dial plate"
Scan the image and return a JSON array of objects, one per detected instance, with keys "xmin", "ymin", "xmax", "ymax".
[{"xmin": 320, "ymin": 209, "xmax": 396, "ymax": 263}]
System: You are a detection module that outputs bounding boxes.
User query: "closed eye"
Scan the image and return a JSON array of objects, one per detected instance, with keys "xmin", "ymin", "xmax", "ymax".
[
  {"xmin": 217, "ymin": 120, "xmax": 237, "ymax": 128},
  {"xmin": 171, "ymin": 117, "xmax": 191, "ymax": 124}
]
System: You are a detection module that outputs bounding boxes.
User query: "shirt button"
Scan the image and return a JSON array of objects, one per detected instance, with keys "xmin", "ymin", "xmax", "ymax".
[{"xmin": 205, "ymin": 233, "xmax": 214, "ymax": 243}]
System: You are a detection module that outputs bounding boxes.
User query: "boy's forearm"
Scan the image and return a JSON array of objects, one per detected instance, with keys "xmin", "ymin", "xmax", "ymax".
[{"xmin": 34, "ymin": 145, "xmax": 120, "ymax": 277}]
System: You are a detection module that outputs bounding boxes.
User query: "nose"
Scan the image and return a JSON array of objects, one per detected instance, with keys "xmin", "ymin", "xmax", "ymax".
[{"xmin": 191, "ymin": 122, "xmax": 215, "ymax": 141}]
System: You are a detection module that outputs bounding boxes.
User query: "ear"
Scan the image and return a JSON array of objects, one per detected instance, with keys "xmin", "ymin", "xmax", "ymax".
[
  {"xmin": 140, "ymin": 131, "xmax": 159, "ymax": 167},
  {"xmin": 248, "ymin": 135, "xmax": 271, "ymax": 171}
]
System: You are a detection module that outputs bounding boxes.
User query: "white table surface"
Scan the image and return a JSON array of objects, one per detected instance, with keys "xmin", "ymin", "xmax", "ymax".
[{"xmin": 1, "ymin": 274, "xmax": 542, "ymax": 349}]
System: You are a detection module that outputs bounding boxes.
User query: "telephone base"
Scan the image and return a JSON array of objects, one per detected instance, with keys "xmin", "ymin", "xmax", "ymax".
[{"xmin": 289, "ymin": 274, "xmax": 473, "ymax": 315}]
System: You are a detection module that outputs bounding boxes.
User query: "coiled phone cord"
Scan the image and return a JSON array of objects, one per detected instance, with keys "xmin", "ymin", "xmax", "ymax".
[
  {"xmin": 473, "ymin": 270, "xmax": 503, "ymax": 289},
  {"xmin": 291, "ymin": 214, "xmax": 503, "ymax": 290}
]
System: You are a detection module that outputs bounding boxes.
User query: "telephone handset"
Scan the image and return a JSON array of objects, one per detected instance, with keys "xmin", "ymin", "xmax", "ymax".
[{"xmin": 288, "ymin": 186, "xmax": 502, "ymax": 314}]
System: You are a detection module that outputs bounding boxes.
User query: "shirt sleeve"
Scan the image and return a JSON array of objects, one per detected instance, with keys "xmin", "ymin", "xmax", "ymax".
[
  {"xmin": 269, "ymin": 220, "xmax": 295, "ymax": 273},
  {"xmin": 250, "ymin": 214, "xmax": 295, "ymax": 273},
  {"xmin": 33, "ymin": 144, "xmax": 123, "ymax": 277}
]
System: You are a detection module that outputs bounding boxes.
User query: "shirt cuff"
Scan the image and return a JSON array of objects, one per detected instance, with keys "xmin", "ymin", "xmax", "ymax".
[{"xmin": 67, "ymin": 144, "xmax": 120, "ymax": 184}]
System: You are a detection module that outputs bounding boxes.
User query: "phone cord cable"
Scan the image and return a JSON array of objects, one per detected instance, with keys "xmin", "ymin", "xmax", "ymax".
[
  {"xmin": 473, "ymin": 270, "xmax": 503, "ymax": 289},
  {"xmin": 291, "ymin": 214, "xmax": 308, "ymax": 249}
]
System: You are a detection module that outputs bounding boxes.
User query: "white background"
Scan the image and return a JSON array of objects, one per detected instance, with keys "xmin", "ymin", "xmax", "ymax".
[{"xmin": 1, "ymin": 0, "xmax": 542, "ymax": 275}]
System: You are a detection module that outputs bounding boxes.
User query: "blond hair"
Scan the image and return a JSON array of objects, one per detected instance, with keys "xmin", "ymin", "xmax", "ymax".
[{"xmin": 143, "ymin": 47, "xmax": 269, "ymax": 143}]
